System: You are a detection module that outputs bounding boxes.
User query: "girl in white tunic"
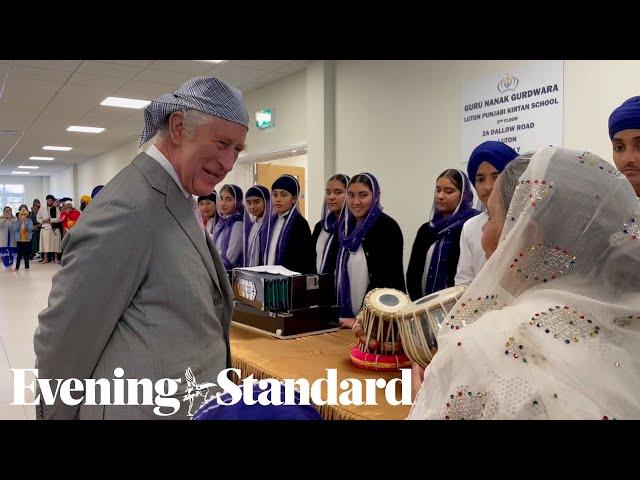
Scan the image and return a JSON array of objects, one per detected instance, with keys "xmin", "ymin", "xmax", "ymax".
[
  {"xmin": 197, "ymin": 191, "xmax": 218, "ymax": 238},
  {"xmin": 212, "ymin": 184, "xmax": 244, "ymax": 270},
  {"xmin": 242, "ymin": 185, "xmax": 271, "ymax": 267},
  {"xmin": 311, "ymin": 174, "xmax": 350, "ymax": 276}
]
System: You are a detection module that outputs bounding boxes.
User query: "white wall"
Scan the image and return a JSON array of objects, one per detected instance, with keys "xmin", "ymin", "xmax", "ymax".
[
  {"xmin": 334, "ymin": 60, "xmax": 640, "ymax": 270},
  {"xmin": 243, "ymin": 70, "xmax": 307, "ymax": 155},
  {"xmin": 563, "ymin": 60, "xmax": 640, "ymax": 159},
  {"xmin": 77, "ymin": 138, "xmax": 140, "ymax": 197},
  {"xmin": 49, "ymin": 165, "xmax": 75, "ymax": 201},
  {"xmin": 0, "ymin": 175, "xmax": 49, "ymax": 206}
]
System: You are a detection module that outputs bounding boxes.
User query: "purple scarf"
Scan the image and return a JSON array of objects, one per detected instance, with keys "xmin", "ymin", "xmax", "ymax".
[
  {"xmin": 267, "ymin": 205, "xmax": 301, "ymax": 265},
  {"xmin": 212, "ymin": 184, "xmax": 244, "ymax": 269},
  {"xmin": 423, "ymin": 170, "xmax": 479, "ymax": 294},
  {"xmin": 336, "ymin": 173, "xmax": 383, "ymax": 317},
  {"xmin": 243, "ymin": 185, "xmax": 272, "ymax": 267},
  {"xmin": 265, "ymin": 175, "xmax": 302, "ymax": 266},
  {"xmin": 317, "ymin": 174, "xmax": 350, "ymax": 274}
]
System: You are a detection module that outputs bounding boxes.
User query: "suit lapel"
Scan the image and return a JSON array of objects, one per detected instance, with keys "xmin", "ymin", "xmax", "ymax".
[{"xmin": 165, "ymin": 184, "xmax": 223, "ymax": 296}]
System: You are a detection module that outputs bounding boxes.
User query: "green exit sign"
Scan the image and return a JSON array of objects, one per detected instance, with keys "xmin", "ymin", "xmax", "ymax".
[{"xmin": 256, "ymin": 108, "xmax": 275, "ymax": 129}]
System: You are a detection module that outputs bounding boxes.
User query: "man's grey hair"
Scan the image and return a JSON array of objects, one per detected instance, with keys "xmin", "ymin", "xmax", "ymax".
[{"xmin": 153, "ymin": 109, "xmax": 216, "ymax": 144}]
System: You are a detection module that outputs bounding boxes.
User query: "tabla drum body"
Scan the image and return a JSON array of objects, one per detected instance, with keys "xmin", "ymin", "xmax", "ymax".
[
  {"xmin": 350, "ymin": 288, "xmax": 413, "ymax": 371},
  {"xmin": 397, "ymin": 285, "xmax": 467, "ymax": 368}
]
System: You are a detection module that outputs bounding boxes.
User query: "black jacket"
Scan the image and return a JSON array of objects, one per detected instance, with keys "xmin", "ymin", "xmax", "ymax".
[
  {"xmin": 277, "ymin": 213, "xmax": 316, "ymax": 274},
  {"xmin": 353, "ymin": 212, "xmax": 406, "ymax": 294},
  {"xmin": 406, "ymin": 222, "xmax": 462, "ymax": 301},
  {"xmin": 311, "ymin": 221, "xmax": 341, "ymax": 275}
]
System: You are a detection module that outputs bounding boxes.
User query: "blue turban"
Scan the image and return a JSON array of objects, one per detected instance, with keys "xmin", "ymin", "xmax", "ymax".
[
  {"xmin": 90, "ymin": 185, "xmax": 104, "ymax": 199},
  {"xmin": 140, "ymin": 77, "xmax": 249, "ymax": 146},
  {"xmin": 467, "ymin": 141, "xmax": 519, "ymax": 187},
  {"xmin": 192, "ymin": 383, "xmax": 322, "ymax": 420},
  {"xmin": 608, "ymin": 96, "xmax": 640, "ymax": 139},
  {"xmin": 272, "ymin": 174, "xmax": 300, "ymax": 197}
]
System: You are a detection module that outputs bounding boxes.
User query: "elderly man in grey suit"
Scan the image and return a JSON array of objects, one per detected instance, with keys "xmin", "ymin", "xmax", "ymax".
[{"xmin": 34, "ymin": 77, "xmax": 249, "ymax": 419}]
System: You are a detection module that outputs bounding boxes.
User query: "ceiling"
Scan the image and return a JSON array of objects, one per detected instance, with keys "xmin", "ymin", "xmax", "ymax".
[{"xmin": 0, "ymin": 60, "xmax": 311, "ymax": 176}]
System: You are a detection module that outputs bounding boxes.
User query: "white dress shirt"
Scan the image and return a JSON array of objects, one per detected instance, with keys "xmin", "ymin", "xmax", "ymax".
[{"xmin": 454, "ymin": 211, "xmax": 488, "ymax": 286}]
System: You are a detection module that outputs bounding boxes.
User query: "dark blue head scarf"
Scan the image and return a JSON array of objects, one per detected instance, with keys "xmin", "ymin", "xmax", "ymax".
[
  {"xmin": 467, "ymin": 141, "xmax": 519, "ymax": 187},
  {"xmin": 243, "ymin": 185, "xmax": 272, "ymax": 267},
  {"xmin": 423, "ymin": 169, "xmax": 480, "ymax": 295},
  {"xmin": 266, "ymin": 174, "xmax": 302, "ymax": 265},
  {"xmin": 212, "ymin": 184, "xmax": 244, "ymax": 269},
  {"xmin": 318, "ymin": 174, "xmax": 350, "ymax": 274},
  {"xmin": 90, "ymin": 185, "xmax": 104, "ymax": 199},
  {"xmin": 336, "ymin": 173, "xmax": 383, "ymax": 317},
  {"xmin": 192, "ymin": 383, "xmax": 322, "ymax": 420},
  {"xmin": 608, "ymin": 96, "xmax": 640, "ymax": 139}
]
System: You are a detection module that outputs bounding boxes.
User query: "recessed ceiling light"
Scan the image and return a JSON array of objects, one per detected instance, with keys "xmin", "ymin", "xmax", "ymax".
[
  {"xmin": 29, "ymin": 156, "xmax": 55, "ymax": 161},
  {"xmin": 197, "ymin": 60, "xmax": 226, "ymax": 64},
  {"xmin": 67, "ymin": 126, "xmax": 105, "ymax": 133},
  {"xmin": 11, "ymin": 171, "xmax": 30, "ymax": 175},
  {"xmin": 100, "ymin": 96, "xmax": 151, "ymax": 109},
  {"xmin": 19, "ymin": 165, "xmax": 39, "ymax": 169},
  {"xmin": 43, "ymin": 146, "xmax": 72, "ymax": 151}
]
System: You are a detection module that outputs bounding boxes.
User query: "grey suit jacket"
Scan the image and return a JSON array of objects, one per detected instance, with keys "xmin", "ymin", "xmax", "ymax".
[{"xmin": 34, "ymin": 153, "xmax": 234, "ymax": 420}]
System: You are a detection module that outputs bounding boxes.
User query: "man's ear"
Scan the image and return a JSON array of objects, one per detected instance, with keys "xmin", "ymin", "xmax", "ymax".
[{"xmin": 168, "ymin": 111, "xmax": 186, "ymax": 146}]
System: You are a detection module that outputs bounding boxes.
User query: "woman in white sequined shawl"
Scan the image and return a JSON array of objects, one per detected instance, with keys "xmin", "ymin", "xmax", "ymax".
[{"xmin": 408, "ymin": 146, "xmax": 640, "ymax": 420}]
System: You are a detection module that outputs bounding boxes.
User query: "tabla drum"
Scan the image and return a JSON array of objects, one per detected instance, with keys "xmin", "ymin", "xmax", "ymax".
[
  {"xmin": 396, "ymin": 285, "xmax": 467, "ymax": 368},
  {"xmin": 350, "ymin": 288, "xmax": 413, "ymax": 371}
]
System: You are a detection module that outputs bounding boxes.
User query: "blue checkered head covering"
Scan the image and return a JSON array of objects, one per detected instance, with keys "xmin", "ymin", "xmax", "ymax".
[{"xmin": 140, "ymin": 77, "xmax": 249, "ymax": 146}]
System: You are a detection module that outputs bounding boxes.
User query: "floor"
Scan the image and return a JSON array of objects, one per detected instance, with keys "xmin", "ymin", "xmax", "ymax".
[{"xmin": 0, "ymin": 260, "xmax": 60, "ymax": 420}]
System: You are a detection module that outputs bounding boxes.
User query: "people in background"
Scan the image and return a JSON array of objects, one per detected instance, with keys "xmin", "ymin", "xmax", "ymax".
[
  {"xmin": 265, "ymin": 174, "xmax": 315, "ymax": 274},
  {"xmin": 13, "ymin": 207, "xmax": 33, "ymax": 271},
  {"xmin": 30, "ymin": 199, "xmax": 41, "ymax": 260},
  {"xmin": 37, "ymin": 195, "xmax": 62, "ymax": 264},
  {"xmin": 608, "ymin": 96, "xmax": 640, "ymax": 198},
  {"xmin": 455, "ymin": 141, "xmax": 518, "ymax": 285},
  {"xmin": 212, "ymin": 184, "xmax": 244, "ymax": 270},
  {"xmin": 312, "ymin": 174, "xmax": 350, "ymax": 276},
  {"xmin": 336, "ymin": 173, "xmax": 406, "ymax": 328},
  {"xmin": 197, "ymin": 191, "xmax": 218, "ymax": 238},
  {"xmin": 406, "ymin": 169, "xmax": 479, "ymax": 300},
  {"xmin": 243, "ymin": 185, "xmax": 271, "ymax": 267},
  {"xmin": 60, "ymin": 201, "xmax": 81, "ymax": 234},
  {"xmin": 80, "ymin": 195, "xmax": 91, "ymax": 212},
  {"xmin": 1, "ymin": 206, "xmax": 17, "ymax": 269}
]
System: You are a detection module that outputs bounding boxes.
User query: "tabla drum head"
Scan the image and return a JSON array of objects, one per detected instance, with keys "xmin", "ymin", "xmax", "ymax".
[{"xmin": 363, "ymin": 288, "xmax": 411, "ymax": 316}]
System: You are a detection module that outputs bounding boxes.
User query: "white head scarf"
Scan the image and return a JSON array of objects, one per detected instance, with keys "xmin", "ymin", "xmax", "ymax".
[{"xmin": 409, "ymin": 146, "xmax": 640, "ymax": 420}]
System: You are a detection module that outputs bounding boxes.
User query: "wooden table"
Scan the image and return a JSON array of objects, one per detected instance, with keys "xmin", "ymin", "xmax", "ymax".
[{"xmin": 230, "ymin": 324, "xmax": 411, "ymax": 420}]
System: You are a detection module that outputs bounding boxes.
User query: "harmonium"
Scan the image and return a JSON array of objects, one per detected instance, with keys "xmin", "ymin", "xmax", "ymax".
[{"xmin": 231, "ymin": 267, "xmax": 339, "ymax": 339}]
